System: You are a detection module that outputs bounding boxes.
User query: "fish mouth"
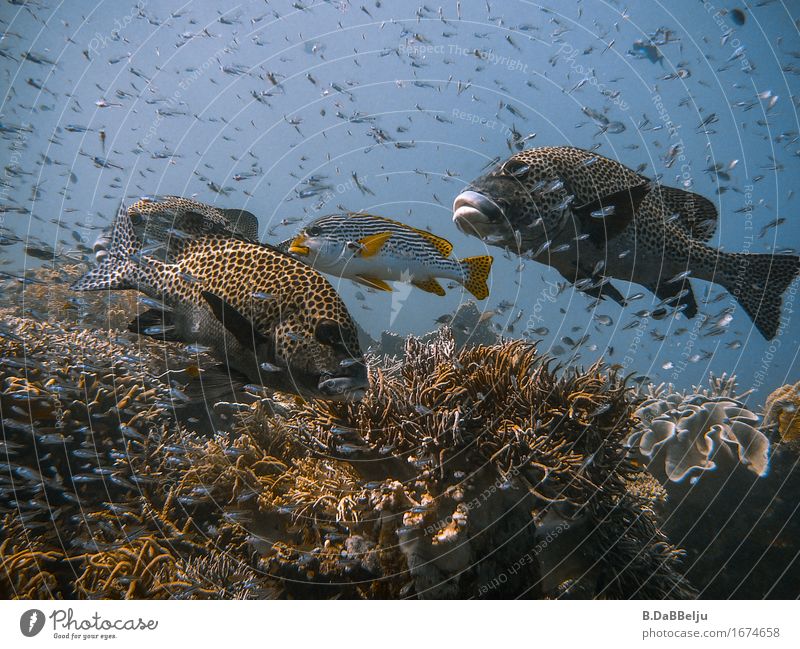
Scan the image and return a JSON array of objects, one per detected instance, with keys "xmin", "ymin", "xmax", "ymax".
[
  {"xmin": 317, "ymin": 377, "xmax": 368, "ymax": 402},
  {"xmin": 452, "ymin": 190, "xmax": 505, "ymax": 237},
  {"xmin": 288, "ymin": 234, "xmax": 310, "ymax": 256},
  {"xmin": 317, "ymin": 359, "xmax": 369, "ymax": 402}
]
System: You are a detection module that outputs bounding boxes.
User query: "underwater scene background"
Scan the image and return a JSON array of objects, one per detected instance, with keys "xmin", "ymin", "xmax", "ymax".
[{"xmin": 1, "ymin": 0, "xmax": 799, "ymax": 599}]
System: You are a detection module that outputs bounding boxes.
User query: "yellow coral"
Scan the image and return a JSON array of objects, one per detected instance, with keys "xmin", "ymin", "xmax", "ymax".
[{"xmin": 764, "ymin": 381, "xmax": 800, "ymax": 442}]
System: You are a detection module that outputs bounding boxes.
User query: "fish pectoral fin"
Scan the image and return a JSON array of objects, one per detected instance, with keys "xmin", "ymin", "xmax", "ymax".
[
  {"xmin": 582, "ymin": 280, "xmax": 627, "ymax": 307},
  {"xmin": 357, "ymin": 232, "xmax": 392, "ymax": 257},
  {"xmin": 653, "ymin": 280, "xmax": 698, "ymax": 319},
  {"xmin": 411, "ymin": 277, "xmax": 446, "ymax": 296},
  {"xmin": 128, "ymin": 308, "xmax": 183, "ymax": 342},
  {"xmin": 201, "ymin": 290, "xmax": 268, "ymax": 348},
  {"xmin": 574, "ymin": 182, "xmax": 651, "ymax": 244},
  {"xmin": 354, "ymin": 275, "xmax": 393, "ymax": 292}
]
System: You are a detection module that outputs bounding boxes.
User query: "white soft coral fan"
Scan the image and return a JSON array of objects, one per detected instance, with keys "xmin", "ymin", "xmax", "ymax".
[{"xmin": 627, "ymin": 374, "xmax": 769, "ymax": 482}]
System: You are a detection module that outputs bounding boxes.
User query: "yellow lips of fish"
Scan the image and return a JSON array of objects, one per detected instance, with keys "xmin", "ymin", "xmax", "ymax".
[{"xmin": 288, "ymin": 234, "xmax": 310, "ymax": 256}]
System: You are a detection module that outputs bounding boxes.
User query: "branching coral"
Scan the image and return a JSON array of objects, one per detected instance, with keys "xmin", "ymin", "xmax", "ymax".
[
  {"xmin": 0, "ymin": 517, "xmax": 66, "ymax": 598},
  {"xmin": 275, "ymin": 330, "xmax": 694, "ymax": 599},
  {"xmin": 628, "ymin": 376, "xmax": 769, "ymax": 482},
  {"xmin": 1, "ymin": 264, "xmax": 694, "ymax": 599}
]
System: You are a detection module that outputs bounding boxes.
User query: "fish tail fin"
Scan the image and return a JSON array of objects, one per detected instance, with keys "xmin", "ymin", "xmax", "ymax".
[
  {"xmin": 71, "ymin": 203, "xmax": 141, "ymax": 292},
  {"xmin": 722, "ymin": 252, "xmax": 800, "ymax": 340},
  {"xmin": 460, "ymin": 255, "xmax": 493, "ymax": 300}
]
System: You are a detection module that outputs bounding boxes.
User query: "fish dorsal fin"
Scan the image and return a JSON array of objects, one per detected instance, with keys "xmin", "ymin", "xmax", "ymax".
[
  {"xmin": 412, "ymin": 229, "xmax": 453, "ymax": 258},
  {"xmin": 354, "ymin": 275, "xmax": 393, "ymax": 292},
  {"xmin": 411, "ymin": 277, "xmax": 446, "ymax": 296},
  {"xmin": 201, "ymin": 290, "xmax": 268, "ymax": 348},
  {"xmin": 219, "ymin": 208, "xmax": 259, "ymax": 240},
  {"xmin": 649, "ymin": 185, "xmax": 718, "ymax": 242},
  {"xmin": 574, "ymin": 182, "xmax": 651, "ymax": 245},
  {"xmin": 357, "ymin": 232, "xmax": 392, "ymax": 257},
  {"xmin": 128, "ymin": 198, "xmax": 259, "ymax": 264},
  {"xmin": 353, "ymin": 213, "xmax": 453, "ymax": 258}
]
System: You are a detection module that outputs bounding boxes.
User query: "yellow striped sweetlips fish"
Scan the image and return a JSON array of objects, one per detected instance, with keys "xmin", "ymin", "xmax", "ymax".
[{"xmin": 286, "ymin": 212, "xmax": 493, "ymax": 299}]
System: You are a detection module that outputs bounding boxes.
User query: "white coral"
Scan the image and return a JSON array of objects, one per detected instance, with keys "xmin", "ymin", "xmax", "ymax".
[{"xmin": 628, "ymin": 375, "xmax": 768, "ymax": 482}]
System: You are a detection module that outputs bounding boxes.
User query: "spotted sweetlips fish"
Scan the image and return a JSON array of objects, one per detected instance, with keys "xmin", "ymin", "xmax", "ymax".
[
  {"xmin": 285, "ymin": 212, "xmax": 493, "ymax": 299},
  {"xmin": 73, "ymin": 201, "xmax": 369, "ymax": 401},
  {"xmin": 452, "ymin": 145, "xmax": 800, "ymax": 340},
  {"xmin": 93, "ymin": 195, "xmax": 259, "ymax": 263}
]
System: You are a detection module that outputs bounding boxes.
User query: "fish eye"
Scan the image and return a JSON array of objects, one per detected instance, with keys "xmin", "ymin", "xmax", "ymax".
[
  {"xmin": 500, "ymin": 159, "xmax": 530, "ymax": 177},
  {"xmin": 314, "ymin": 318, "xmax": 344, "ymax": 347},
  {"xmin": 306, "ymin": 226, "xmax": 321, "ymax": 236}
]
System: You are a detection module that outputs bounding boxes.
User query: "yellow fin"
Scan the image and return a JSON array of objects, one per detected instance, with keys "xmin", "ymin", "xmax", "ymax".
[
  {"xmin": 414, "ymin": 229, "xmax": 453, "ymax": 257},
  {"xmin": 411, "ymin": 277, "xmax": 446, "ymax": 296},
  {"xmin": 355, "ymin": 275, "xmax": 393, "ymax": 292},
  {"xmin": 357, "ymin": 232, "xmax": 392, "ymax": 257},
  {"xmin": 460, "ymin": 255, "xmax": 493, "ymax": 300}
]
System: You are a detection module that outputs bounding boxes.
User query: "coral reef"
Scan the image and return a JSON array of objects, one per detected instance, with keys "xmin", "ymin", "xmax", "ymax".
[
  {"xmin": 378, "ymin": 301, "xmax": 499, "ymax": 358},
  {"xmin": 627, "ymin": 376, "xmax": 769, "ymax": 482},
  {"xmin": 628, "ymin": 375, "xmax": 800, "ymax": 599},
  {"xmin": 0, "ymin": 268, "xmax": 694, "ymax": 598},
  {"xmin": 652, "ymin": 439, "xmax": 800, "ymax": 599},
  {"xmin": 763, "ymin": 381, "xmax": 800, "ymax": 443}
]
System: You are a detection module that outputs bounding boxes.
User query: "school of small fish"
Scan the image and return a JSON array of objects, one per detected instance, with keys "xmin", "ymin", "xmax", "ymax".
[{"xmin": 1, "ymin": 0, "xmax": 798, "ymax": 405}]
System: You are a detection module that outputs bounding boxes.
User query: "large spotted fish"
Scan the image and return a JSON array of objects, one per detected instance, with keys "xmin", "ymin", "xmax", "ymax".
[
  {"xmin": 453, "ymin": 146, "xmax": 800, "ymax": 340},
  {"xmin": 93, "ymin": 195, "xmax": 259, "ymax": 263},
  {"xmin": 285, "ymin": 212, "xmax": 493, "ymax": 299},
  {"xmin": 72, "ymin": 202, "xmax": 369, "ymax": 401}
]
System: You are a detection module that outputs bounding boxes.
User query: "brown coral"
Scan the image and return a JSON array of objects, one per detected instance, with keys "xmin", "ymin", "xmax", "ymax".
[
  {"xmin": 272, "ymin": 330, "xmax": 694, "ymax": 598},
  {"xmin": 1, "ymin": 264, "xmax": 694, "ymax": 599},
  {"xmin": 763, "ymin": 381, "xmax": 800, "ymax": 443}
]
